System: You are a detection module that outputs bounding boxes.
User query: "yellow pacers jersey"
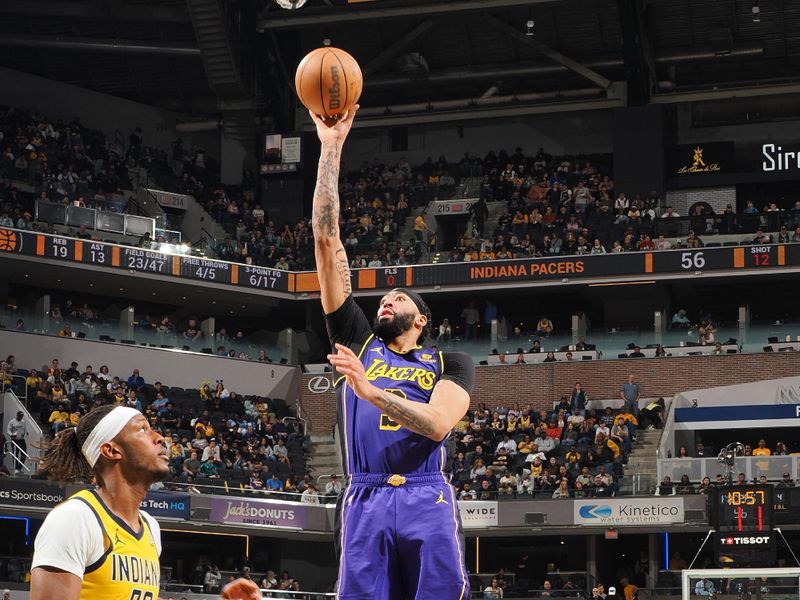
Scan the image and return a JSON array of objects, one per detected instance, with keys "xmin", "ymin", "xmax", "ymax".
[{"xmin": 71, "ymin": 489, "xmax": 161, "ymax": 600}]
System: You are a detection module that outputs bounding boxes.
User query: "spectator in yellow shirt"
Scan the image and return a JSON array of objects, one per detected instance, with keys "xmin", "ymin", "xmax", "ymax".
[
  {"xmin": 48, "ymin": 405, "xmax": 69, "ymax": 434},
  {"xmin": 752, "ymin": 439, "xmax": 772, "ymax": 456},
  {"xmin": 26, "ymin": 370, "xmax": 43, "ymax": 390}
]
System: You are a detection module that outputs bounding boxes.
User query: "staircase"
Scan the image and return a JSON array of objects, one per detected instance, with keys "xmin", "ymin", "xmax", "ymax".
[
  {"xmin": 306, "ymin": 433, "xmax": 342, "ymax": 479},
  {"xmin": 396, "ymin": 206, "xmax": 426, "ymax": 246},
  {"xmin": 620, "ymin": 427, "xmax": 662, "ymax": 495},
  {"xmin": 186, "ymin": 0, "xmax": 257, "ymax": 149},
  {"xmin": 484, "ymin": 200, "xmax": 508, "ymax": 237},
  {"xmin": 186, "ymin": 0, "xmax": 251, "ymax": 100}
]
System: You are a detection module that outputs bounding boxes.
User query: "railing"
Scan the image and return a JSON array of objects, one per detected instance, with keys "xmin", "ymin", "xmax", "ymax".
[
  {"xmin": 1, "ymin": 374, "xmax": 28, "ymax": 404},
  {"xmin": 649, "ymin": 209, "xmax": 798, "ymax": 238},
  {"xmin": 2, "ymin": 387, "xmax": 43, "ymax": 472},
  {"xmin": 36, "ymin": 199, "xmax": 155, "ymax": 238},
  {"xmin": 659, "ymin": 455, "xmax": 800, "ymax": 483},
  {"xmin": 3, "ymin": 440, "xmax": 32, "ymax": 473},
  {"xmin": 167, "ymin": 479, "xmax": 336, "ymax": 504}
]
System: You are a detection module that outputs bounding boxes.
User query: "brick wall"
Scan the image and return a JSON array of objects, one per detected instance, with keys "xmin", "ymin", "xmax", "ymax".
[
  {"xmin": 298, "ymin": 352, "xmax": 800, "ymax": 432},
  {"xmin": 666, "ymin": 186, "xmax": 736, "ymax": 215}
]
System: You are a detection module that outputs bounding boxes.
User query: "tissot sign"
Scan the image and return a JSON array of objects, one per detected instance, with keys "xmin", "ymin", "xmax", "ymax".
[{"xmin": 574, "ymin": 498, "xmax": 684, "ymax": 526}]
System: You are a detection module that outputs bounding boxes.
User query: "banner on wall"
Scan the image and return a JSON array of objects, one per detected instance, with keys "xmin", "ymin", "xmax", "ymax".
[
  {"xmin": 209, "ymin": 496, "xmax": 307, "ymax": 529},
  {"xmin": 458, "ymin": 500, "xmax": 498, "ymax": 528},
  {"xmin": 667, "ymin": 142, "xmax": 734, "ymax": 176},
  {"xmin": 0, "ymin": 478, "xmax": 66, "ymax": 508},
  {"xmin": 141, "ymin": 491, "xmax": 191, "ymax": 520},
  {"xmin": 574, "ymin": 497, "xmax": 684, "ymax": 526}
]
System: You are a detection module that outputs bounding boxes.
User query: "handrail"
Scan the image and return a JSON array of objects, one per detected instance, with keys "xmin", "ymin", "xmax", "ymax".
[
  {"xmin": 657, "ymin": 395, "xmax": 679, "ymax": 481},
  {"xmin": 3, "ymin": 440, "xmax": 32, "ymax": 472},
  {"xmin": 167, "ymin": 479, "xmax": 333, "ymax": 501}
]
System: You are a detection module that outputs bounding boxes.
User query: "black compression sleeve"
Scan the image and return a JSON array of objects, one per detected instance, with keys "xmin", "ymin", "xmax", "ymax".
[
  {"xmin": 324, "ymin": 295, "xmax": 373, "ymax": 351},
  {"xmin": 440, "ymin": 351, "xmax": 475, "ymax": 395}
]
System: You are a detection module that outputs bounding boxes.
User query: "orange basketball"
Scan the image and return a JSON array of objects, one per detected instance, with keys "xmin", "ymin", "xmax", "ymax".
[
  {"xmin": 220, "ymin": 577, "xmax": 262, "ymax": 599},
  {"xmin": 295, "ymin": 46, "xmax": 362, "ymax": 125},
  {"xmin": 0, "ymin": 228, "xmax": 17, "ymax": 252}
]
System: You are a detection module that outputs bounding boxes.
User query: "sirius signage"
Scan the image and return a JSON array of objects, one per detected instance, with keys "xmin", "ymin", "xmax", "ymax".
[
  {"xmin": 762, "ymin": 143, "xmax": 800, "ymax": 172},
  {"xmin": 574, "ymin": 498, "xmax": 684, "ymax": 526}
]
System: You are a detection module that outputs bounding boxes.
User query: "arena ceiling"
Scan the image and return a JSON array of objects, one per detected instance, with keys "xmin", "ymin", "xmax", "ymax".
[{"xmin": 0, "ymin": 0, "xmax": 798, "ymax": 121}]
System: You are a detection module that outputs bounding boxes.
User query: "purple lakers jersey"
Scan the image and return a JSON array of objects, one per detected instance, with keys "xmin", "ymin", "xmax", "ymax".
[{"xmin": 337, "ymin": 334, "xmax": 446, "ymax": 475}]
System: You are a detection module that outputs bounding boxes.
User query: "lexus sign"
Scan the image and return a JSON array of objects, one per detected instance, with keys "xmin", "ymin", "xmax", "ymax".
[{"xmin": 574, "ymin": 498, "xmax": 684, "ymax": 526}]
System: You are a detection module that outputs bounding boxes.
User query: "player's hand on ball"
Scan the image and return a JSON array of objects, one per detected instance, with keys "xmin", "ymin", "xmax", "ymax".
[
  {"xmin": 220, "ymin": 578, "xmax": 262, "ymax": 599},
  {"xmin": 328, "ymin": 343, "xmax": 376, "ymax": 401},
  {"xmin": 309, "ymin": 105, "xmax": 358, "ymax": 146}
]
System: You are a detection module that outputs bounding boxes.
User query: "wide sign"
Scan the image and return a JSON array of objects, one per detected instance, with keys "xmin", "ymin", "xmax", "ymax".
[
  {"xmin": 574, "ymin": 497, "xmax": 684, "ymax": 526},
  {"xmin": 209, "ymin": 496, "xmax": 307, "ymax": 529},
  {"xmin": 458, "ymin": 500, "xmax": 498, "ymax": 529}
]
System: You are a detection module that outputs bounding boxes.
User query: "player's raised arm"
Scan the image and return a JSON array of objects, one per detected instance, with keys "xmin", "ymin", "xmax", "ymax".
[{"xmin": 310, "ymin": 106, "xmax": 359, "ymax": 314}]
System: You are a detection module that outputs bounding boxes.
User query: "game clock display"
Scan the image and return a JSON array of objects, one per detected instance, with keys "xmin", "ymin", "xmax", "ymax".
[{"xmin": 712, "ymin": 485, "xmax": 774, "ymax": 532}]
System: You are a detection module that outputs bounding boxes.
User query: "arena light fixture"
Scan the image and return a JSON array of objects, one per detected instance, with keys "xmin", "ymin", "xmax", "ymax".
[
  {"xmin": 525, "ymin": 19, "xmax": 535, "ymax": 36},
  {"xmin": 275, "ymin": 0, "xmax": 307, "ymax": 9}
]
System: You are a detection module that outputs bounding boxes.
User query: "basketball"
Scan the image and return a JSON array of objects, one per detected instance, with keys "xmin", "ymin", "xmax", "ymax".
[
  {"xmin": 0, "ymin": 228, "xmax": 17, "ymax": 252},
  {"xmin": 295, "ymin": 47, "xmax": 362, "ymax": 125},
  {"xmin": 220, "ymin": 577, "xmax": 262, "ymax": 599}
]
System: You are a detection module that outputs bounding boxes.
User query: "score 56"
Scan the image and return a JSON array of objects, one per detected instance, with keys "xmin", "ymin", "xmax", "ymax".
[{"xmin": 680, "ymin": 251, "xmax": 705, "ymax": 270}]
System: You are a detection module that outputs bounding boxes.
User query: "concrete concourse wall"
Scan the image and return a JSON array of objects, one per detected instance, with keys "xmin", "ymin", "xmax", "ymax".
[{"xmin": 0, "ymin": 329, "xmax": 298, "ymax": 400}]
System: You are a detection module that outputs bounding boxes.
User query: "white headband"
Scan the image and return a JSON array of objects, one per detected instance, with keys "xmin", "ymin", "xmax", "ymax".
[{"xmin": 81, "ymin": 407, "xmax": 142, "ymax": 468}]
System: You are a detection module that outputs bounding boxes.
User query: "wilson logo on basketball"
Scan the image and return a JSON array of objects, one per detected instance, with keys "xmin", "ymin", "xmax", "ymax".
[
  {"xmin": 328, "ymin": 65, "xmax": 341, "ymax": 109},
  {"xmin": 0, "ymin": 228, "xmax": 18, "ymax": 252}
]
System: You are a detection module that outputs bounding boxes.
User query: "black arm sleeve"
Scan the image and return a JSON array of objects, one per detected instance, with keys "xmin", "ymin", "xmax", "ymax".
[
  {"xmin": 440, "ymin": 351, "xmax": 475, "ymax": 395},
  {"xmin": 324, "ymin": 295, "xmax": 373, "ymax": 352}
]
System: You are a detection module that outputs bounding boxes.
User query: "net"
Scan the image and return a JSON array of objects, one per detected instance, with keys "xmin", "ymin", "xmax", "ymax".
[{"xmin": 682, "ymin": 568, "xmax": 800, "ymax": 600}]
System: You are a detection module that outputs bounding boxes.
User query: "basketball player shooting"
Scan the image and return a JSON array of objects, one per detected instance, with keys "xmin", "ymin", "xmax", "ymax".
[
  {"xmin": 310, "ymin": 106, "xmax": 475, "ymax": 600},
  {"xmin": 29, "ymin": 405, "xmax": 260, "ymax": 600}
]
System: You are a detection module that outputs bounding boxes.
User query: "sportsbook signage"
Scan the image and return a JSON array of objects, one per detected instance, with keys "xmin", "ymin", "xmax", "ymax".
[
  {"xmin": 0, "ymin": 478, "xmax": 66, "ymax": 509},
  {"xmin": 3, "ymin": 227, "xmax": 800, "ymax": 295},
  {"xmin": 574, "ymin": 498, "xmax": 684, "ymax": 526},
  {"xmin": 141, "ymin": 491, "xmax": 191, "ymax": 520},
  {"xmin": 432, "ymin": 198, "xmax": 477, "ymax": 215},
  {"xmin": 209, "ymin": 496, "xmax": 307, "ymax": 529},
  {"xmin": 458, "ymin": 500, "xmax": 498, "ymax": 529},
  {"xmin": 667, "ymin": 142, "xmax": 734, "ymax": 176}
]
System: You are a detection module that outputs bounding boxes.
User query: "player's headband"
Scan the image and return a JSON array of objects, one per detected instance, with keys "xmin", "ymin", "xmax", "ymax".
[
  {"xmin": 81, "ymin": 406, "xmax": 141, "ymax": 468},
  {"xmin": 391, "ymin": 288, "xmax": 430, "ymax": 323}
]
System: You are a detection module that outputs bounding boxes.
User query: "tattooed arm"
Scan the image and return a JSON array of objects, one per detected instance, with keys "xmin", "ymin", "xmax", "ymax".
[
  {"xmin": 371, "ymin": 380, "xmax": 470, "ymax": 441},
  {"xmin": 309, "ymin": 107, "xmax": 358, "ymax": 314},
  {"xmin": 327, "ymin": 343, "xmax": 471, "ymax": 441}
]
